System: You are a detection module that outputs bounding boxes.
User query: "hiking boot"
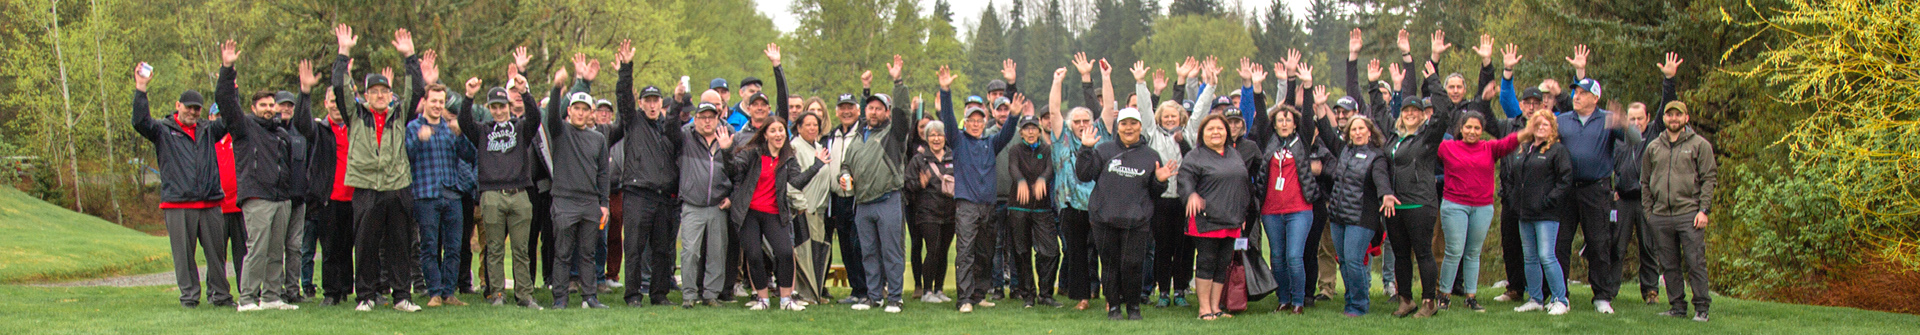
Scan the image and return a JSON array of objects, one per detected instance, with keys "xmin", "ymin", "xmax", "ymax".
[
  {"xmin": 1107, "ymin": 305, "xmax": 1123, "ymax": 320},
  {"xmin": 1126, "ymin": 303, "xmax": 1143, "ymax": 320},
  {"xmin": 1644, "ymin": 290, "xmax": 1661, "ymax": 305},
  {"xmin": 1413, "ymin": 299, "xmax": 1438, "ymax": 318},
  {"xmin": 1465, "ymin": 298, "xmax": 1485, "ymax": 312},
  {"xmin": 426, "ymin": 296, "xmax": 444, "ymax": 307},
  {"xmin": 1392, "ymin": 297, "xmax": 1418, "ymax": 317}
]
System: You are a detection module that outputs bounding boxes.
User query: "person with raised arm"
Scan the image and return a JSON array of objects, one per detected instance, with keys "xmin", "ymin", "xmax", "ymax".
[
  {"xmin": 131, "ymin": 56, "xmax": 235, "ymax": 309},
  {"xmin": 329, "ymin": 25, "xmax": 424, "ymax": 312},
  {"xmin": 455, "ymin": 55, "xmax": 547, "ymax": 309}
]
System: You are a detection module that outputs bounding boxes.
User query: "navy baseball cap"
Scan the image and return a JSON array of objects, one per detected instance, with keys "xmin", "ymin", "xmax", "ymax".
[
  {"xmin": 709, "ymin": 78, "xmax": 729, "ymax": 90},
  {"xmin": 1574, "ymin": 78, "xmax": 1603, "ymax": 97},
  {"xmin": 1334, "ymin": 96, "xmax": 1358, "ymax": 111}
]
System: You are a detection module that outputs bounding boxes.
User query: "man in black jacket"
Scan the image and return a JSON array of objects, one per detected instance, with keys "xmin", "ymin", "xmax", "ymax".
[
  {"xmin": 607, "ymin": 40, "xmax": 691, "ymax": 307},
  {"xmin": 213, "ymin": 39, "xmax": 309, "ymax": 312},
  {"xmin": 544, "ymin": 54, "xmax": 612, "ymax": 309},
  {"xmin": 132, "ymin": 60, "xmax": 235, "ymax": 309}
]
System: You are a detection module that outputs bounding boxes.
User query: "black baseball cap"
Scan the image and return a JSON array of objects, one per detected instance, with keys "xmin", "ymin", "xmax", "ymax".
[
  {"xmin": 986, "ymin": 80, "xmax": 1008, "ymax": 93},
  {"xmin": 836, "ymin": 94, "xmax": 857, "ymax": 106},
  {"xmin": 640, "ymin": 85, "xmax": 664, "ymax": 99},
  {"xmin": 748, "ymin": 92, "xmax": 770, "ymax": 105},
  {"xmin": 274, "ymin": 91, "xmax": 297, "ymax": 105},
  {"xmin": 695, "ymin": 102, "xmax": 720, "ymax": 116},
  {"xmin": 365, "ymin": 74, "xmax": 392, "ymax": 89},
  {"xmin": 740, "ymin": 76, "xmax": 763, "ymax": 88},
  {"xmin": 179, "ymin": 90, "xmax": 205, "ymax": 108},
  {"xmin": 487, "ymin": 87, "xmax": 510, "ymax": 105},
  {"xmin": 1520, "ymin": 87, "xmax": 1545, "ymax": 101},
  {"xmin": 1402, "ymin": 97, "xmax": 1427, "ymax": 110}
]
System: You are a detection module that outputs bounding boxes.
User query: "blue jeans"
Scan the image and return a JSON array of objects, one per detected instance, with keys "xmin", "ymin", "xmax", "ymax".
[
  {"xmin": 415, "ymin": 197, "xmax": 464, "ymax": 298},
  {"xmin": 1329, "ymin": 223, "xmax": 1376, "ymax": 315},
  {"xmin": 1520, "ymin": 220, "xmax": 1568, "ymax": 304},
  {"xmin": 1438, "ymin": 200, "xmax": 1493, "ymax": 295},
  {"xmin": 1262, "ymin": 211, "xmax": 1314, "ymax": 306}
]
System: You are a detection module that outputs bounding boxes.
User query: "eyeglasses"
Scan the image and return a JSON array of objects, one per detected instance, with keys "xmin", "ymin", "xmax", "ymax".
[
  {"xmin": 364, "ymin": 88, "xmax": 392, "ymax": 95},
  {"xmin": 1071, "ymin": 119, "xmax": 1092, "ymax": 124}
]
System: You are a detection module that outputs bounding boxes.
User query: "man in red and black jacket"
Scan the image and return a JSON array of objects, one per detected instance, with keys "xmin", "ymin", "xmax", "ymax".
[{"xmin": 131, "ymin": 61, "xmax": 234, "ymax": 309}]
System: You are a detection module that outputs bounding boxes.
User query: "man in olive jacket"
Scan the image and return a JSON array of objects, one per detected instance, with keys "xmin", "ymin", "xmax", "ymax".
[
  {"xmin": 331, "ymin": 25, "xmax": 425, "ymax": 312},
  {"xmin": 1641, "ymin": 100, "xmax": 1716, "ymax": 323}
]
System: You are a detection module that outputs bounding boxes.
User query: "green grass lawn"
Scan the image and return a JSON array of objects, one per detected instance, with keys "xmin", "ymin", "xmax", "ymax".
[
  {"xmin": 0, "ymin": 186, "xmax": 172, "ymax": 284},
  {"xmin": 4, "ymin": 281, "xmax": 1914, "ymax": 334}
]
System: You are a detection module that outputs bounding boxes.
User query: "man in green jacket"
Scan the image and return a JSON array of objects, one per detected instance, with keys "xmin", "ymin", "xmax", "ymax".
[
  {"xmin": 331, "ymin": 24, "xmax": 424, "ymax": 312},
  {"xmin": 1641, "ymin": 98, "xmax": 1715, "ymax": 323}
]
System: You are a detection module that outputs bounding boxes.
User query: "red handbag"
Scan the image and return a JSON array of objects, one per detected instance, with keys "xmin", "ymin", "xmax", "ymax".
[{"xmin": 1222, "ymin": 250, "xmax": 1250, "ymax": 313}]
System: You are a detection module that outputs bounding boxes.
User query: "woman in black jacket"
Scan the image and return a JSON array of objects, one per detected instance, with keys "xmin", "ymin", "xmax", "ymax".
[
  {"xmin": 1508, "ymin": 110, "xmax": 1573, "ymax": 315},
  {"xmin": 1074, "ymin": 107, "xmax": 1178, "ymax": 321},
  {"xmin": 728, "ymin": 116, "xmax": 828, "ymax": 311},
  {"xmin": 1179, "ymin": 115, "xmax": 1250, "ymax": 320},
  {"xmin": 1315, "ymin": 104, "xmax": 1396, "ymax": 317},
  {"xmin": 905, "ymin": 120, "xmax": 956, "ymax": 304},
  {"xmin": 1383, "ymin": 93, "xmax": 1453, "ymax": 318}
]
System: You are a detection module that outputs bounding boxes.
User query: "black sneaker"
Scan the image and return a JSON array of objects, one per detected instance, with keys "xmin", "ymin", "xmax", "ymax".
[
  {"xmin": 1107, "ymin": 305, "xmax": 1124, "ymax": 320},
  {"xmin": 519, "ymin": 298, "xmax": 546, "ymax": 310},
  {"xmin": 1126, "ymin": 303, "xmax": 1143, "ymax": 320},
  {"xmin": 1658, "ymin": 309, "xmax": 1689, "ymax": 318},
  {"xmin": 583, "ymin": 296, "xmax": 610, "ymax": 309},
  {"xmin": 1465, "ymin": 298, "xmax": 1485, "ymax": 312},
  {"xmin": 551, "ymin": 296, "xmax": 568, "ymax": 310},
  {"xmin": 1023, "ymin": 298, "xmax": 1035, "ymax": 308},
  {"xmin": 1437, "ymin": 296, "xmax": 1450, "ymax": 310},
  {"xmin": 989, "ymin": 289, "xmax": 1005, "ymax": 301},
  {"xmin": 1037, "ymin": 297, "xmax": 1064, "ymax": 308},
  {"xmin": 181, "ymin": 301, "xmax": 199, "ymax": 308},
  {"xmin": 1313, "ymin": 294, "xmax": 1332, "ymax": 301},
  {"xmin": 626, "ymin": 298, "xmax": 644, "ymax": 307}
]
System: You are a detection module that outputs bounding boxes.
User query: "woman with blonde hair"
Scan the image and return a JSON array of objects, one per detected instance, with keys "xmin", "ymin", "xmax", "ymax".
[{"xmin": 1508, "ymin": 110, "xmax": 1573, "ymax": 315}]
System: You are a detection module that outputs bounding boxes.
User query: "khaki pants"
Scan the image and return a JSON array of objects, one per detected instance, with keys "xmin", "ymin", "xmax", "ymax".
[{"xmin": 479, "ymin": 190, "xmax": 536, "ymax": 303}]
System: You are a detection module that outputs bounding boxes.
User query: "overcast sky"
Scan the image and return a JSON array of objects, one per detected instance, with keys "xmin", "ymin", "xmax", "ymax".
[{"xmin": 754, "ymin": 0, "xmax": 1313, "ymax": 37}]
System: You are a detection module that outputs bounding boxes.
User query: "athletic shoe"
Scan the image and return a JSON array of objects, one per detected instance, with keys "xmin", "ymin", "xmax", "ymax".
[
  {"xmin": 681, "ymin": 300, "xmax": 695, "ymax": 309},
  {"xmin": 320, "ymin": 297, "xmax": 341, "ymax": 306},
  {"xmin": 394, "ymin": 300, "xmax": 422, "ymax": 312},
  {"xmin": 851, "ymin": 302, "xmax": 873, "ymax": 310},
  {"xmin": 1692, "ymin": 312, "xmax": 1710, "ymax": 322},
  {"xmin": 1107, "ymin": 305, "xmax": 1123, "ymax": 320},
  {"xmin": 920, "ymin": 293, "xmax": 941, "ymax": 303},
  {"xmin": 838, "ymin": 296, "xmax": 864, "ymax": 304},
  {"xmin": 446, "ymin": 296, "xmax": 468, "ymax": 306},
  {"xmin": 1546, "ymin": 302, "xmax": 1569, "ymax": 315},
  {"xmin": 521, "ymin": 298, "xmax": 546, "ymax": 310},
  {"xmin": 782, "ymin": 300, "xmax": 806, "ymax": 311},
  {"xmin": 262, "ymin": 301, "xmax": 299, "ymax": 310},
  {"xmin": 355, "ymin": 301, "xmax": 374, "ymax": 312},
  {"xmin": 747, "ymin": 299, "xmax": 768, "ymax": 310},
  {"xmin": 1037, "ymin": 298, "xmax": 1063, "ymax": 308},
  {"xmin": 1465, "ymin": 298, "xmax": 1485, "ymax": 312},
  {"xmin": 582, "ymin": 297, "xmax": 609, "ymax": 309},
  {"xmin": 1384, "ymin": 283, "xmax": 1398, "ymax": 298},
  {"xmin": 704, "ymin": 299, "xmax": 723, "ymax": 307},
  {"xmin": 236, "ymin": 303, "xmax": 263, "ymax": 312},
  {"xmin": 959, "ymin": 303, "xmax": 973, "ymax": 313},
  {"xmin": 1154, "ymin": 295, "xmax": 1170, "ymax": 308},
  {"xmin": 1173, "ymin": 293, "xmax": 1190, "ymax": 307},
  {"xmin": 1494, "ymin": 291, "xmax": 1520, "ymax": 302},
  {"xmin": 977, "ymin": 300, "xmax": 996, "ymax": 308},
  {"xmin": 1658, "ymin": 309, "xmax": 1689, "ymax": 318},
  {"xmin": 883, "ymin": 301, "xmax": 902, "ymax": 313},
  {"xmin": 1595, "ymin": 300, "xmax": 1615, "ymax": 314},
  {"xmin": 1514, "ymin": 301, "xmax": 1545, "ymax": 312}
]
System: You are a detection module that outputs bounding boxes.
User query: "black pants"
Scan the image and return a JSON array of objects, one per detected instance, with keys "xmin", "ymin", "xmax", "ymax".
[
  {"xmin": 741, "ymin": 210, "xmax": 796, "ymax": 291},
  {"xmin": 911, "ymin": 214, "xmax": 953, "ymax": 294},
  {"xmin": 458, "ymin": 195, "xmax": 477, "ymax": 292},
  {"xmin": 551, "ymin": 218, "xmax": 601, "ymax": 300},
  {"xmin": 1149, "ymin": 197, "xmax": 1192, "ymax": 295},
  {"xmin": 1617, "ymin": 198, "xmax": 1662, "ymax": 294},
  {"xmin": 1649, "ymin": 213, "xmax": 1711, "ymax": 313},
  {"xmin": 529, "ymin": 188, "xmax": 553, "ymax": 288},
  {"xmin": 319, "ymin": 199, "xmax": 356, "ymax": 300},
  {"xmin": 621, "ymin": 189, "xmax": 679, "ymax": 303},
  {"xmin": 224, "ymin": 212, "xmax": 247, "ymax": 286},
  {"xmin": 1192, "ymin": 236, "xmax": 1234, "ymax": 281},
  {"xmin": 353, "ymin": 189, "xmax": 416, "ymax": 303},
  {"xmin": 1008, "ymin": 209, "xmax": 1060, "ymax": 300},
  {"xmin": 828, "ymin": 195, "xmax": 867, "ymax": 298},
  {"xmin": 1094, "ymin": 221, "xmax": 1151, "ymax": 306},
  {"xmin": 1058, "ymin": 208, "xmax": 1095, "ymax": 300},
  {"xmin": 1305, "ymin": 198, "xmax": 1331, "ymax": 297},
  {"xmin": 1558, "ymin": 182, "xmax": 1619, "ymax": 302},
  {"xmin": 1500, "ymin": 197, "xmax": 1526, "ymax": 299},
  {"xmin": 1387, "ymin": 206, "xmax": 1440, "ymax": 300},
  {"xmin": 722, "ymin": 216, "xmax": 742, "ymax": 302}
]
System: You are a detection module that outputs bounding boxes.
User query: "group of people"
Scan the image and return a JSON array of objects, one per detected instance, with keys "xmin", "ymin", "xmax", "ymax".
[{"xmin": 138, "ymin": 24, "xmax": 1718, "ymax": 322}]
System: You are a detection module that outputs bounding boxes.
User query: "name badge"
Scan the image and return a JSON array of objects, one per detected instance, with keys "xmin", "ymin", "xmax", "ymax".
[
  {"xmin": 1356, "ymin": 153, "xmax": 1369, "ymax": 159},
  {"xmin": 1234, "ymin": 238, "xmax": 1249, "ymax": 251}
]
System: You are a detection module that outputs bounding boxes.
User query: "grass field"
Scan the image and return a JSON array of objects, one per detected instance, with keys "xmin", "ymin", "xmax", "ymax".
[
  {"xmin": 4, "ymin": 280, "xmax": 1917, "ymax": 334},
  {"xmin": 0, "ymin": 186, "xmax": 172, "ymax": 283}
]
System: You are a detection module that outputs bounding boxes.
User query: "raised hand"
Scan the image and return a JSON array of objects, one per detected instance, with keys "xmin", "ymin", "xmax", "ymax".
[
  {"xmin": 420, "ymin": 49, "xmax": 440, "ymax": 84},
  {"xmin": 816, "ymin": 146, "xmax": 832, "ymax": 164},
  {"xmin": 1237, "ymin": 57, "xmax": 1253, "ymax": 84},
  {"xmin": 886, "ymin": 54, "xmax": 904, "ymax": 81},
  {"xmin": 615, "ymin": 39, "xmax": 636, "ymax": 65},
  {"xmin": 1282, "ymin": 49, "xmax": 1301, "ymax": 78},
  {"xmin": 1366, "ymin": 59, "xmax": 1383, "ymax": 82},
  {"xmin": 570, "ymin": 52, "xmax": 600, "ymax": 82},
  {"xmin": 133, "ymin": 62, "xmax": 153, "ymax": 91},
  {"xmin": 334, "ymin": 24, "xmax": 358, "ymax": 55},
  {"xmin": 1474, "ymin": 34, "xmax": 1495, "ymax": 65},
  {"xmin": 1430, "ymin": 29, "xmax": 1452, "ymax": 57},
  {"xmin": 860, "ymin": 70, "xmax": 873, "ymax": 88},
  {"xmin": 298, "ymin": 59, "xmax": 321, "ymax": 93},
  {"xmin": 1250, "ymin": 63, "xmax": 1268, "ymax": 86},
  {"xmin": 1297, "ymin": 64, "xmax": 1315, "ymax": 85},
  {"xmin": 1658, "ymin": 51, "xmax": 1685, "ymax": 79},
  {"xmin": 1502, "ymin": 43, "xmax": 1524, "ymax": 70},
  {"xmin": 1073, "ymin": 52, "xmax": 1094, "ymax": 79},
  {"xmin": 1098, "ymin": 59, "xmax": 1113, "ymax": 80},
  {"xmin": 1054, "ymin": 67, "xmax": 1069, "ymax": 83},
  {"xmin": 382, "ymin": 67, "xmax": 395, "ymax": 88},
  {"xmin": 1176, "ymin": 56, "xmax": 1196, "ymax": 79},
  {"xmin": 1011, "ymin": 93, "xmax": 1031, "ymax": 117},
  {"xmin": 1153, "ymin": 69, "xmax": 1168, "ymax": 93},
  {"xmin": 1077, "ymin": 123, "xmax": 1101, "ymax": 147},
  {"xmin": 936, "ymin": 65, "xmax": 955, "ymax": 90},
  {"xmin": 1313, "ymin": 85, "xmax": 1329, "ymax": 106},
  {"xmin": 512, "ymin": 46, "xmax": 530, "ymax": 70},
  {"xmin": 507, "ymin": 64, "xmax": 528, "ymax": 93},
  {"xmin": 219, "ymin": 39, "xmax": 239, "ymax": 66},
  {"xmin": 1565, "ymin": 44, "xmax": 1590, "ymax": 70},
  {"xmin": 1424, "ymin": 58, "xmax": 1437, "ymax": 77},
  {"xmin": 391, "ymin": 29, "xmax": 415, "ymax": 57},
  {"xmin": 464, "ymin": 77, "xmax": 483, "ymax": 97},
  {"xmin": 1396, "ymin": 29, "xmax": 1412, "ymax": 55},
  {"xmin": 1002, "ymin": 59, "xmax": 1019, "ymax": 83},
  {"xmin": 1129, "ymin": 60, "xmax": 1148, "ymax": 82},
  {"xmin": 764, "ymin": 43, "xmax": 782, "ymax": 67},
  {"xmin": 1154, "ymin": 160, "xmax": 1179, "ymax": 182},
  {"xmin": 551, "ymin": 67, "xmax": 570, "ymax": 87},
  {"xmin": 1348, "ymin": 28, "xmax": 1364, "ymax": 60},
  {"xmin": 1389, "ymin": 63, "xmax": 1406, "ymax": 89}
]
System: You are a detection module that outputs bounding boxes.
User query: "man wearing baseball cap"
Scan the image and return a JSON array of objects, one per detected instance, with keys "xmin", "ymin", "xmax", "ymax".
[
  {"xmin": 676, "ymin": 95, "xmax": 736, "ymax": 308},
  {"xmin": 608, "ymin": 39, "xmax": 695, "ymax": 307},
  {"xmin": 132, "ymin": 60, "xmax": 238, "ymax": 309},
  {"xmin": 934, "ymin": 65, "xmax": 1021, "ymax": 313},
  {"xmin": 330, "ymin": 24, "xmax": 427, "ymax": 312},
  {"xmin": 823, "ymin": 91, "xmax": 870, "ymax": 304},
  {"xmin": 1552, "ymin": 46, "xmax": 1635, "ymax": 314},
  {"xmin": 456, "ymin": 63, "xmax": 550, "ymax": 308},
  {"xmin": 541, "ymin": 54, "xmax": 613, "ymax": 309},
  {"xmin": 842, "ymin": 55, "xmax": 912, "ymax": 313}
]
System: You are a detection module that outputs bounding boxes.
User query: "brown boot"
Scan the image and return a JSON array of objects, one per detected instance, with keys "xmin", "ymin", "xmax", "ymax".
[
  {"xmin": 426, "ymin": 296, "xmax": 444, "ymax": 307},
  {"xmin": 1392, "ymin": 297, "xmax": 1418, "ymax": 317},
  {"xmin": 1413, "ymin": 299, "xmax": 1438, "ymax": 318},
  {"xmin": 444, "ymin": 296, "xmax": 468, "ymax": 306}
]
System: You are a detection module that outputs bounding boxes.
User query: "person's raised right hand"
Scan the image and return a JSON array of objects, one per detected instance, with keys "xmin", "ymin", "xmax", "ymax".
[
  {"xmin": 1348, "ymin": 28, "xmax": 1364, "ymax": 60},
  {"xmin": 1658, "ymin": 52, "xmax": 1685, "ymax": 79},
  {"xmin": 133, "ymin": 62, "xmax": 152, "ymax": 91},
  {"xmin": 391, "ymin": 29, "xmax": 415, "ymax": 57},
  {"xmin": 334, "ymin": 24, "xmax": 358, "ymax": 55}
]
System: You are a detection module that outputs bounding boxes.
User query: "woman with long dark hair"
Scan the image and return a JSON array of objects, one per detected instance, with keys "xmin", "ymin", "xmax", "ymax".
[
  {"xmin": 728, "ymin": 115, "xmax": 829, "ymax": 311},
  {"xmin": 1435, "ymin": 110, "xmax": 1519, "ymax": 312},
  {"xmin": 1314, "ymin": 107, "xmax": 1397, "ymax": 317}
]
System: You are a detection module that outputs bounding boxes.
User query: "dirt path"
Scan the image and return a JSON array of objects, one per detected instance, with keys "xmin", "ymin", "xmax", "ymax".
[{"xmin": 29, "ymin": 265, "xmax": 231, "ymax": 288}]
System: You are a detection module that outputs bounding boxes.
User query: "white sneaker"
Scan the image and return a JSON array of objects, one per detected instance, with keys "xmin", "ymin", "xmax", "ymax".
[
  {"xmin": 394, "ymin": 300, "xmax": 422, "ymax": 312},
  {"xmin": 1595, "ymin": 300, "xmax": 1615, "ymax": 314},
  {"xmin": 355, "ymin": 301, "xmax": 374, "ymax": 311},
  {"xmin": 1514, "ymin": 301, "xmax": 1545, "ymax": 312},
  {"xmin": 236, "ymin": 303, "xmax": 263, "ymax": 312},
  {"xmin": 936, "ymin": 293, "xmax": 953, "ymax": 303},
  {"xmin": 747, "ymin": 300, "xmax": 768, "ymax": 310},
  {"xmin": 261, "ymin": 301, "xmax": 299, "ymax": 310},
  {"xmin": 921, "ymin": 294, "xmax": 940, "ymax": 303},
  {"xmin": 605, "ymin": 280, "xmax": 624, "ymax": 288},
  {"xmin": 1493, "ymin": 293, "xmax": 1513, "ymax": 302},
  {"xmin": 977, "ymin": 300, "xmax": 996, "ymax": 308},
  {"xmin": 1547, "ymin": 302, "xmax": 1570, "ymax": 315},
  {"xmin": 1492, "ymin": 280, "xmax": 1509, "ymax": 288},
  {"xmin": 781, "ymin": 300, "xmax": 806, "ymax": 311},
  {"xmin": 884, "ymin": 304, "xmax": 901, "ymax": 313},
  {"xmin": 959, "ymin": 303, "xmax": 973, "ymax": 313},
  {"xmin": 851, "ymin": 302, "xmax": 872, "ymax": 310}
]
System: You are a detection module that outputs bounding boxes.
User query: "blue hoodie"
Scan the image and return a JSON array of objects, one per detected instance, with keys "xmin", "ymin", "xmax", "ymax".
[{"xmin": 938, "ymin": 89, "xmax": 1021, "ymax": 204}]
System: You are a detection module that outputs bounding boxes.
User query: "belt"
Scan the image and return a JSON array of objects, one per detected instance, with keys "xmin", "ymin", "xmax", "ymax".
[
  {"xmin": 859, "ymin": 191, "xmax": 897, "ymax": 205},
  {"xmin": 1572, "ymin": 177, "xmax": 1611, "ymax": 188}
]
